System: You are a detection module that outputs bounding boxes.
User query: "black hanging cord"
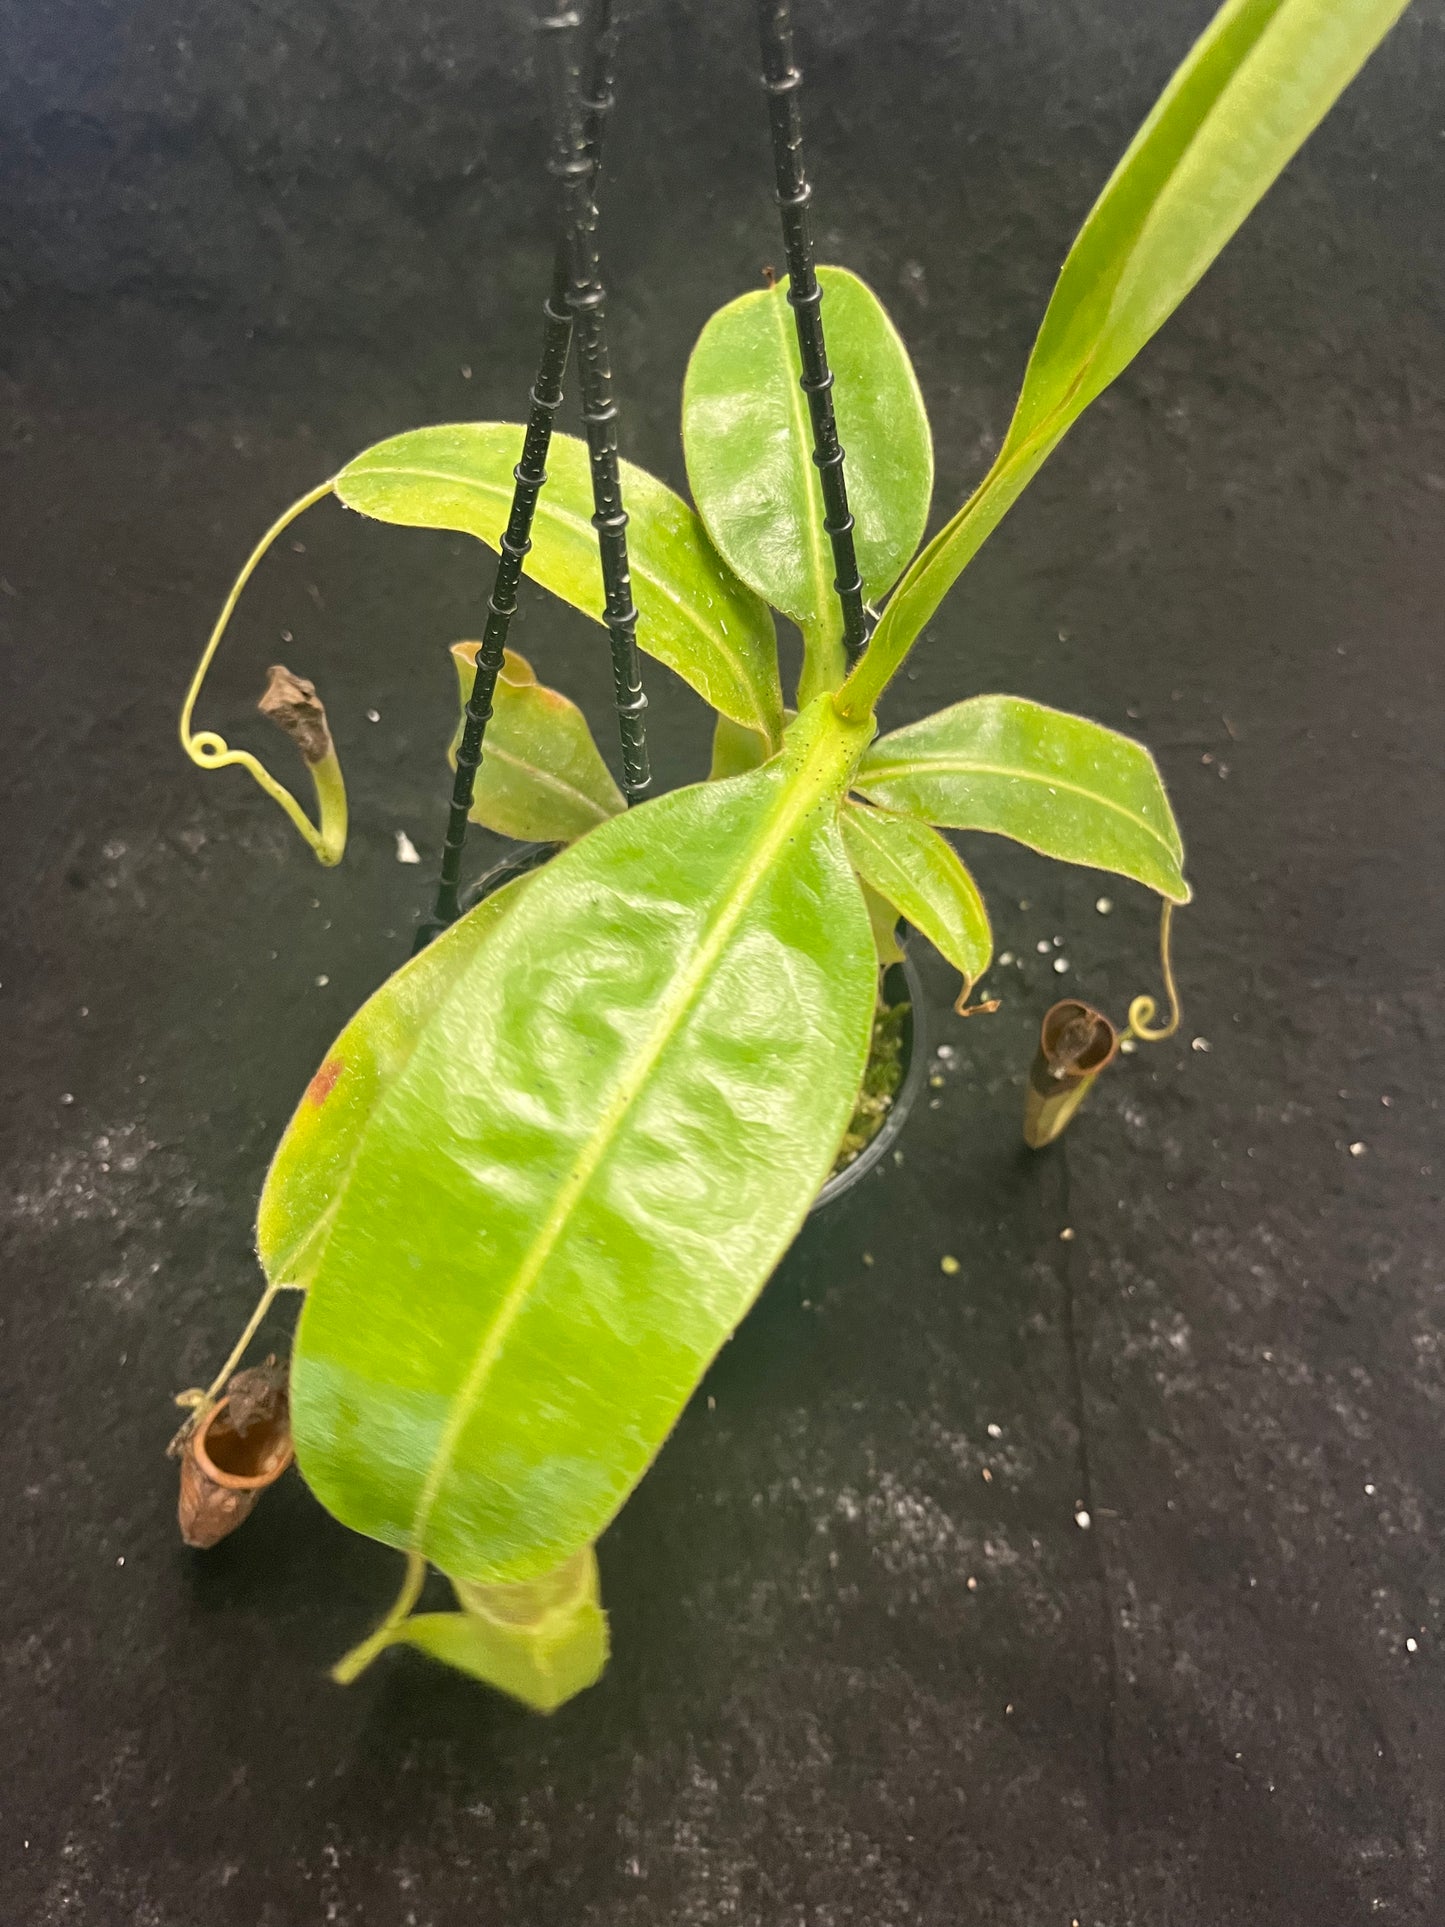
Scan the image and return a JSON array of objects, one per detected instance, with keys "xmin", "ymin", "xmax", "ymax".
[
  {"xmin": 757, "ymin": 0, "xmax": 870, "ymax": 670},
  {"xmin": 540, "ymin": 3, "xmax": 651, "ymax": 808},
  {"xmin": 413, "ymin": 0, "xmax": 620, "ymax": 954}
]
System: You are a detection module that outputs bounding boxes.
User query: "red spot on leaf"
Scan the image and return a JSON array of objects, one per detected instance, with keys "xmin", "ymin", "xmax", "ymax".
[{"xmin": 307, "ymin": 1058, "xmax": 344, "ymax": 1107}]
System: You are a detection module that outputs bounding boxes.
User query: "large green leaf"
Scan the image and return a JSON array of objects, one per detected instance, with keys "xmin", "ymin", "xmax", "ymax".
[
  {"xmin": 841, "ymin": 0, "xmax": 1412, "ymax": 715},
  {"xmin": 449, "ymin": 643, "xmax": 623, "ymax": 843},
  {"xmin": 336, "ymin": 424, "xmax": 785, "ymax": 745},
  {"xmin": 378, "ymin": 1550, "xmax": 609, "ymax": 1712},
  {"xmin": 280, "ymin": 698, "xmax": 878, "ymax": 1585},
  {"xmin": 683, "ymin": 267, "xmax": 933, "ymax": 703},
  {"xmin": 856, "ymin": 696, "xmax": 1190, "ymax": 902},
  {"xmin": 258, "ymin": 877, "xmax": 527, "ymax": 1289},
  {"xmin": 842, "ymin": 802, "xmax": 992, "ymax": 998}
]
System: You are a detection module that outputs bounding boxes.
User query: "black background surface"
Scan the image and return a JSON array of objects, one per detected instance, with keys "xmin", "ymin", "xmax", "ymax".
[{"xmin": 3, "ymin": 1, "xmax": 1444, "ymax": 1921}]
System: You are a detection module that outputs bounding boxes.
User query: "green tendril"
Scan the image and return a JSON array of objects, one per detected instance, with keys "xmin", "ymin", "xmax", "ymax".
[
  {"xmin": 331, "ymin": 1553, "xmax": 429, "ymax": 1686},
  {"xmin": 179, "ymin": 480, "xmax": 347, "ymax": 865},
  {"xmin": 166, "ymin": 1276, "xmax": 306, "ymax": 1457},
  {"xmin": 1126, "ymin": 899, "xmax": 1182, "ymax": 1043}
]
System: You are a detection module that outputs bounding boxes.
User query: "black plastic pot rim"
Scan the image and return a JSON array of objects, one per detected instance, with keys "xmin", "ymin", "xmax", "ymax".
[{"xmin": 811, "ymin": 947, "xmax": 927, "ymax": 1212}]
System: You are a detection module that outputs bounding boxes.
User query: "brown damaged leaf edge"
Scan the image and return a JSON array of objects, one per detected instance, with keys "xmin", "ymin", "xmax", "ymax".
[
  {"xmin": 177, "ymin": 1357, "xmax": 295, "ymax": 1549},
  {"xmin": 306, "ymin": 1059, "xmax": 344, "ymax": 1108}
]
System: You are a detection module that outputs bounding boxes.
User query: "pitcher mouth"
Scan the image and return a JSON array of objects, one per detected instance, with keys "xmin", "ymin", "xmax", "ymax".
[
  {"xmin": 1039, "ymin": 999, "xmax": 1119, "ymax": 1082},
  {"xmin": 191, "ymin": 1390, "xmax": 295, "ymax": 1491},
  {"xmin": 178, "ymin": 1360, "xmax": 294, "ymax": 1549}
]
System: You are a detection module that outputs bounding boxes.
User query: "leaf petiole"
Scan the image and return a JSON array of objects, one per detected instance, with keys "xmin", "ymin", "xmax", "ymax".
[
  {"xmin": 833, "ymin": 434, "xmax": 1046, "ymax": 723},
  {"xmin": 331, "ymin": 1553, "xmax": 428, "ymax": 1686}
]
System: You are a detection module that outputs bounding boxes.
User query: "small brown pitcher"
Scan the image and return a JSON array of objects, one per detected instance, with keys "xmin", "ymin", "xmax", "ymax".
[
  {"xmin": 1023, "ymin": 999, "xmax": 1120, "ymax": 1149},
  {"xmin": 177, "ymin": 1359, "xmax": 294, "ymax": 1549}
]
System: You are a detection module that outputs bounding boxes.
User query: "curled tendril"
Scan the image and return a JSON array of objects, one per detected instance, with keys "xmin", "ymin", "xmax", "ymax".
[
  {"xmin": 179, "ymin": 479, "xmax": 347, "ymax": 866},
  {"xmin": 1126, "ymin": 899, "xmax": 1182, "ymax": 1043}
]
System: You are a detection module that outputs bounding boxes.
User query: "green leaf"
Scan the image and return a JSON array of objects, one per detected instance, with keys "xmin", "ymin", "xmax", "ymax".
[
  {"xmin": 683, "ymin": 267, "xmax": 933, "ymax": 702},
  {"xmin": 450, "ymin": 643, "xmax": 624, "ymax": 843},
  {"xmin": 842, "ymin": 802, "xmax": 992, "ymax": 998},
  {"xmin": 856, "ymin": 696, "xmax": 1190, "ymax": 903},
  {"xmin": 382, "ymin": 1549, "xmax": 609, "ymax": 1712},
  {"xmin": 257, "ymin": 876, "xmax": 528, "ymax": 1289},
  {"xmin": 1013, "ymin": 0, "xmax": 1412, "ymax": 448},
  {"xmin": 336, "ymin": 424, "xmax": 784, "ymax": 745},
  {"xmin": 842, "ymin": 0, "xmax": 1412, "ymax": 715},
  {"xmin": 708, "ymin": 712, "xmax": 774, "ymax": 782},
  {"xmin": 281, "ymin": 698, "xmax": 878, "ymax": 1584},
  {"xmin": 860, "ymin": 879, "xmax": 904, "ymax": 969}
]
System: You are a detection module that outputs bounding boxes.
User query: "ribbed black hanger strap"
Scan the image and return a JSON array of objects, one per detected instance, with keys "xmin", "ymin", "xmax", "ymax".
[
  {"xmin": 540, "ymin": 2, "xmax": 651, "ymax": 807},
  {"xmin": 757, "ymin": 0, "xmax": 870, "ymax": 669},
  {"xmin": 413, "ymin": 0, "xmax": 623, "ymax": 954}
]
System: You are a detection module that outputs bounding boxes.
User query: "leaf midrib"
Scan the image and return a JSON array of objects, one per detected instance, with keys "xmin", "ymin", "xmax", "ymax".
[
  {"xmin": 769, "ymin": 286, "xmax": 832, "ymax": 630},
  {"xmin": 843, "ymin": 804, "xmax": 923, "ymax": 900},
  {"xmin": 843, "ymin": 804, "xmax": 989, "ymax": 974},
  {"xmin": 481, "ymin": 738, "xmax": 618, "ymax": 825},
  {"xmin": 847, "ymin": 804, "xmax": 958, "ymax": 907},
  {"xmin": 859, "ymin": 753, "xmax": 1182, "ymax": 864},
  {"xmin": 344, "ymin": 460, "xmax": 770, "ymax": 734},
  {"xmin": 408, "ymin": 731, "xmax": 851, "ymax": 1550}
]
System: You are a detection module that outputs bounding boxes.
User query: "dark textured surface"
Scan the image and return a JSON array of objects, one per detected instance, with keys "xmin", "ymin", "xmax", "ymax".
[{"xmin": 3, "ymin": 1, "xmax": 1445, "ymax": 1921}]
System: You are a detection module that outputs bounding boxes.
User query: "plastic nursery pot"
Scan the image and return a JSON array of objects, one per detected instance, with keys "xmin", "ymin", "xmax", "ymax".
[
  {"xmin": 1022, "ymin": 998, "xmax": 1120, "ymax": 1150},
  {"xmin": 812, "ymin": 950, "xmax": 928, "ymax": 1212},
  {"xmin": 177, "ymin": 1365, "xmax": 295, "ymax": 1550},
  {"xmin": 459, "ymin": 839, "xmax": 563, "ymax": 912}
]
